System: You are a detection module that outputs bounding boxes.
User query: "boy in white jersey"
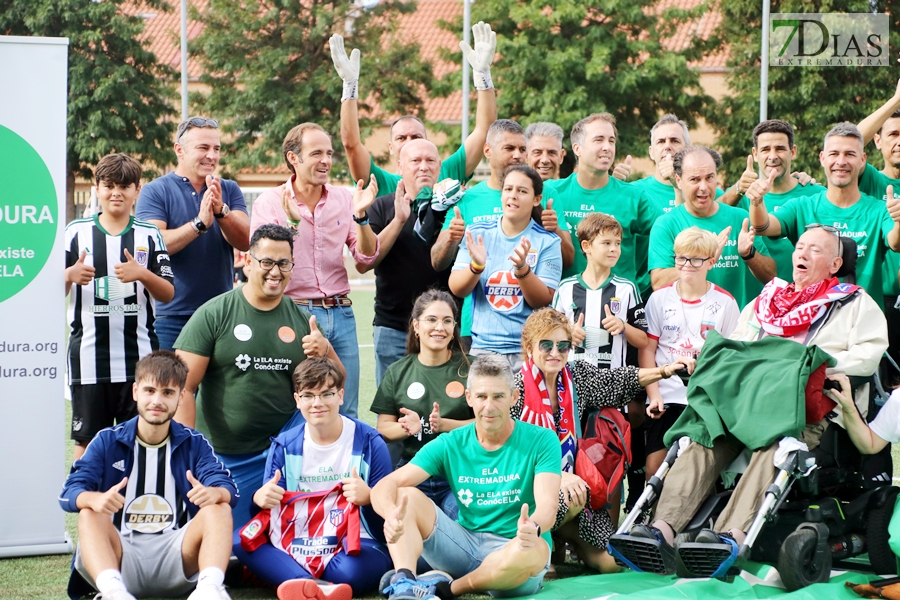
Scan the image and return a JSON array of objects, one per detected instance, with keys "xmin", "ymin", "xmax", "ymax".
[
  {"xmin": 65, "ymin": 154, "xmax": 175, "ymax": 460},
  {"xmin": 60, "ymin": 350, "xmax": 237, "ymax": 600},
  {"xmin": 640, "ymin": 228, "xmax": 740, "ymax": 478},
  {"xmin": 234, "ymin": 357, "xmax": 392, "ymax": 600}
]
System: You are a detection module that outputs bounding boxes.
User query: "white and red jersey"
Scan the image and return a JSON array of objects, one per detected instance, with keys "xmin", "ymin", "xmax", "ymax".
[{"xmin": 645, "ymin": 282, "xmax": 740, "ymax": 406}]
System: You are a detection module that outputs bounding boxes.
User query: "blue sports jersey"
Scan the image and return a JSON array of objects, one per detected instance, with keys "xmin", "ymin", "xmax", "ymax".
[{"xmin": 454, "ymin": 218, "xmax": 563, "ymax": 354}]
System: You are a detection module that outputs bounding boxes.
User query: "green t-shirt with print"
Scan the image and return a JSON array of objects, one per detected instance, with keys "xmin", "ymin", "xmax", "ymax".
[
  {"xmin": 370, "ymin": 351, "xmax": 474, "ymax": 462},
  {"xmin": 441, "ymin": 180, "xmax": 503, "ymax": 336},
  {"xmin": 859, "ymin": 162, "xmax": 900, "ymax": 298},
  {"xmin": 649, "ymin": 204, "xmax": 771, "ymax": 309},
  {"xmin": 776, "ymin": 190, "xmax": 893, "ymax": 308},
  {"xmin": 411, "ymin": 420, "xmax": 560, "ymax": 544},
  {"xmin": 370, "ymin": 145, "xmax": 468, "ymax": 196},
  {"xmin": 175, "ymin": 289, "xmax": 311, "ymax": 454},
  {"xmin": 546, "ymin": 174, "xmax": 662, "ymax": 291},
  {"xmin": 738, "ymin": 183, "xmax": 826, "ymax": 282}
]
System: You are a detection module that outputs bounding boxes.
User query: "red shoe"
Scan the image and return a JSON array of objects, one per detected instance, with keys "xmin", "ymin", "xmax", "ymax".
[{"xmin": 276, "ymin": 579, "xmax": 352, "ymax": 600}]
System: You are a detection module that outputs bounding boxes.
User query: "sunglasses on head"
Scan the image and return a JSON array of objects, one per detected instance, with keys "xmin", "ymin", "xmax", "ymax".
[
  {"xmin": 538, "ymin": 339, "xmax": 572, "ymax": 353},
  {"xmin": 176, "ymin": 117, "xmax": 219, "ymax": 141},
  {"xmin": 805, "ymin": 222, "xmax": 843, "ymax": 253}
]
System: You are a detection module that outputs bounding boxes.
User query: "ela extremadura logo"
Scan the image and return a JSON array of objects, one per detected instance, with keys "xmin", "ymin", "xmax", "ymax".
[{"xmin": 0, "ymin": 125, "xmax": 57, "ymax": 302}]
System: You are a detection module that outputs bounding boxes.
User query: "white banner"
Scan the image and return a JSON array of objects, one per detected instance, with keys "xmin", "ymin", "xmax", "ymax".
[{"xmin": 0, "ymin": 35, "xmax": 71, "ymax": 557}]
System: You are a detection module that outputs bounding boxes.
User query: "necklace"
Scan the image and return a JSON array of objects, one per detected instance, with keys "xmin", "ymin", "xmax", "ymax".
[{"xmin": 676, "ymin": 280, "xmax": 710, "ymax": 340}]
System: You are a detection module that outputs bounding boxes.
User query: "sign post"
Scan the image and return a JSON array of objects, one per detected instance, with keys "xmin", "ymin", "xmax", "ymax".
[{"xmin": 0, "ymin": 35, "xmax": 72, "ymax": 558}]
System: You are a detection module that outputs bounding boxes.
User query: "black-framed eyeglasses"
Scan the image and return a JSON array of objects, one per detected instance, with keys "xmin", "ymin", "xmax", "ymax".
[
  {"xmin": 176, "ymin": 117, "xmax": 219, "ymax": 142},
  {"xmin": 674, "ymin": 256, "xmax": 712, "ymax": 268},
  {"xmin": 538, "ymin": 339, "xmax": 572, "ymax": 353},
  {"xmin": 805, "ymin": 223, "xmax": 843, "ymax": 253},
  {"xmin": 296, "ymin": 391, "xmax": 338, "ymax": 403},
  {"xmin": 250, "ymin": 254, "xmax": 294, "ymax": 272},
  {"xmin": 418, "ymin": 316, "xmax": 455, "ymax": 328}
]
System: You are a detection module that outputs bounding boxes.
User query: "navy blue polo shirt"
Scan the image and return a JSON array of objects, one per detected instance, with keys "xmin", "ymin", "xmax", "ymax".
[{"xmin": 136, "ymin": 172, "xmax": 247, "ymax": 316}]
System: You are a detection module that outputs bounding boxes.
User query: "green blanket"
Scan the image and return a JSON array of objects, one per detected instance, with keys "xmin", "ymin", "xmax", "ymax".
[{"xmin": 663, "ymin": 331, "xmax": 836, "ymax": 450}]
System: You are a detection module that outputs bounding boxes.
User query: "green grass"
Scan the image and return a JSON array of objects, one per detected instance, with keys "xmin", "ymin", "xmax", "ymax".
[{"xmin": 2, "ymin": 287, "xmax": 898, "ymax": 598}]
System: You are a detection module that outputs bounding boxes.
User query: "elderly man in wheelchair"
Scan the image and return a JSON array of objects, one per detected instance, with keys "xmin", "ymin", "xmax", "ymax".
[{"xmin": 610, "ymin": 225, "xmax": 893, "ymax": 589}]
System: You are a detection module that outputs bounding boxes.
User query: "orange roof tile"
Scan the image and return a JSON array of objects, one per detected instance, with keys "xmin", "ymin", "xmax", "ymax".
[{"xmin": 126, "ymin": 1, "xmax": 208, "ymax": 78}]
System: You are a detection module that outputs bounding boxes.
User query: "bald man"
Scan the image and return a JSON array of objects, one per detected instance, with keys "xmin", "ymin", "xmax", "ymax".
[{"xmin": 358, "ymin": 140, "xmax": 454, "ymax": 381}]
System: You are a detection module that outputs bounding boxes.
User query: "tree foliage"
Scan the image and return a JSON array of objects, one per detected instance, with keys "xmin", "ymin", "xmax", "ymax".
[
  {"xmin": 193, "ymin": 0, "xmax": 438, "ymax": 179},
  {"xmin": 0, "ymin": 0, "xmax": 177, "ymax": 219},
  {"xmin": 435, "ymin": 0, "xmax": 719, "ymax": 169},
  {"xmin": 707, "ymin": 0, "xmax": 900, "ymax": 181}
]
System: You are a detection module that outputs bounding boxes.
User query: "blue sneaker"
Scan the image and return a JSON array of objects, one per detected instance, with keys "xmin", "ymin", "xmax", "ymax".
[{"xmin": 379, "ymin": 570, "xmax": 453, "ymax": 600}]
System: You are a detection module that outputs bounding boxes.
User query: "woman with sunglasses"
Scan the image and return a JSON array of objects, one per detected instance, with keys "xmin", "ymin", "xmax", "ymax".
[
  {"xmin": 512, "ymin": 308, "xmax": 692, "ymax": 574},
  {"xmin": 370, "ymin": 289, "xmax": 473, "ymax": 519},
  {"xmin": 640, "ymin": 227, "xmax": 740, "ymax": 480}
]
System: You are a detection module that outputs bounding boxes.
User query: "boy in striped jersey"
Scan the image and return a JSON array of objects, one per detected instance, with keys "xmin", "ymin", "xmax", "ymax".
[
  {"xmin": 60, "ymin": 350, "xmax": 237, "ymax": 600},
  {"xmin": 65, "ymin": 154, "xmax": 175, "ymax": 460}
]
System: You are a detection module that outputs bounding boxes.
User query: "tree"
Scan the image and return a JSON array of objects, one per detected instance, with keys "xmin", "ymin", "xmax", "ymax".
[
  {"xmin": 0, "ymin": 0, "xmax": 177, "ymax": 222},
  {"xmin": 193, "ymin": 0, "xmax": 438, "ymax": 180},
  {"xmin": 433, "ymin": 0, "xmax": 719, "ymax": 171},
  {"xmin": 707, "ymin": 0, "xmax": 900, "ymax": 181}
]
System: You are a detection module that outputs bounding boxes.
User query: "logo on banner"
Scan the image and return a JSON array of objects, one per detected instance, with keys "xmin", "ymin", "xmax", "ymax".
[
  {"xmin": 485, "ymin": 271, "xmax": 523, "ymax": 312},
  {"xmin": 329, "ymin": 508, "xmax": 345, "ymax": 527},
  {"xmin": 770, "ymin": 13, "xmax": 888, "ymax": 67}
]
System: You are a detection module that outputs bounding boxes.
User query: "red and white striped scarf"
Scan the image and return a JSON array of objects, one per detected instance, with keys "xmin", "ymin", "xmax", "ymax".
[{"xmin": 754, "ymin": 277, "xmax": 858, "ymax": 337}]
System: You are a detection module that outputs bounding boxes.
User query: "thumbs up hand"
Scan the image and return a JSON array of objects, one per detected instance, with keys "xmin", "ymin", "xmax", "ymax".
[
  {"xmin": 448, "ymin": 206, "xmax": 466, "ymax": 242},
  {"xmin": 887, "ymin": 185, "xmax": 900, "ymax": 224},
  {"xmin": 572, "ymin": 313, "xmax": 586, "ymax": 347},
  {"xmin": 185, "ymin": 469, "xmax": 222, "ymax": 508},
  {"xmin": 601, "ymin": 304, "xmax": 625, "ymax": 336},
  {"xmin": 384, "ymin": 493, "xmax": 409, "ymax": 544},
  {"xmin": 658, "ymin": 153, "xmax": 676, "ymax": 182},
  {"xmin": 302, "ymin": 315, "xmax": 330, "ymax": 358},
  {"xmin": 737, "ymin": 155, "xmax": 758, "ymax": 196},
  {"xmin": 89, "ymin": 476, "xmax": 128, "ymax": 514},
  {"xmin": 541, "ymin": 198, "xmax": 558, "ymax": 233},
  {"xmin": 428, "ymin": 402, "xmax": 442, "ymax": 434},
  {"xmin": 67, "ymin": 249, "xmax": 95, "ymax": 285},
  {"xmin": 114, "ymin": 248, "xmax": 145, "ymax": 284},
  {"xmin": 515, "ymin": 503, "xmax": 540, "ymax": 551},
  {"xmin": 253, "ymin": 468, "xmax": 286, "ymax": 509},
  {"xmin": 745, "ymin": 167, "xmax": 776, "ymax": 208},
  {"xmin": 738, "ymin": 218, "xmax": 756, "ymax": 258},
  {"xmin": 612, "ymin": 155, "xmax": 633, "ymax": 181},
  {"xmin": 341, "ymin": 467, "xmax": 370, "ymax": 506}
]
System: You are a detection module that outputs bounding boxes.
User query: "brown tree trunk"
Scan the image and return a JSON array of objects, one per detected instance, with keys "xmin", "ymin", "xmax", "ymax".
[{"xmin": 66, "ymin": 170, "xmax": 75, "ymax": 224}]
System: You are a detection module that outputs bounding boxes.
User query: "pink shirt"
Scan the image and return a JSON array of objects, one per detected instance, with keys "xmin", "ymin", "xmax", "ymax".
[{"xmin": 249, "ymin": 178, "xmax": 379, "ymax": 300}]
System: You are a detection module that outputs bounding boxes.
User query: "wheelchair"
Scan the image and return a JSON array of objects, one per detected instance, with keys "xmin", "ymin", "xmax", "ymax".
[{"xmin": 608, "ymin": 370, "xmax": 898, "ymax": 591}]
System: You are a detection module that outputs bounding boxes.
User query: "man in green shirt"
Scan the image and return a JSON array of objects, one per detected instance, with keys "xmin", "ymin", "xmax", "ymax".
[
  {"xmin": 329, "ymin": 24, "xmax": 497, "ymax": 195},
  {"xmin": 174, "ymin": 224, "xmax": 339, "ymax": 527},
  {"xmin": 857, "ymin": 80, "xmax": 900, "ymax": 361},
  {"xmin": 649, "ymin": 146, "xmax": 775, "ymax": 309},
  {"xmin": 525, "ymin": 122, "xmax": 566, "ymax": 181},
  {"xmin": 729, "ymin": 120, "xmax": 826, "ymax": 282},
  {"xmin": 748, "ymin": 122, "xmax": 900, "ymax": 309},
  {"xmin": 371, "ymin": 354, "xmax": 560, "ymax": 600},
  {"xmin": 546, "ymin": 113, "xmax": 662, "ymax": 298}
]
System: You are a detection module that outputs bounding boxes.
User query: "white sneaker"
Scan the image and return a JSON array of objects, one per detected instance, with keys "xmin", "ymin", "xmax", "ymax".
[
  {"xmin": 187, "ymin": 583, "xmax": 232, "ymax": 600},
  {"xmin": 95, "ymin": 590, "xmax": 137, "ymax": 600}
]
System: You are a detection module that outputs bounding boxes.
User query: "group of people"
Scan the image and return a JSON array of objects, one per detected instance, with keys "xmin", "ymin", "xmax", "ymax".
[{"xmin": 59, "ymin": 18, "xmax": 900, "ymax": 600}]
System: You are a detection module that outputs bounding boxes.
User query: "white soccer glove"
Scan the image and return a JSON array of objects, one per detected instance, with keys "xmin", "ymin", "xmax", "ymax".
[
  {"xmin": 329, "ymin": 34, "xmax": 360, "ymax": 102},
  {"xmin": 460, "ymin": 21, "xmax": 497, "ymax": 91}
]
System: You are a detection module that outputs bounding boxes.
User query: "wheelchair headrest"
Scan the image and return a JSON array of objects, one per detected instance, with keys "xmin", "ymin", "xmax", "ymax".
[{"xmin": 833, "ymin": 236, "xmax": 857, "ymax": 282}]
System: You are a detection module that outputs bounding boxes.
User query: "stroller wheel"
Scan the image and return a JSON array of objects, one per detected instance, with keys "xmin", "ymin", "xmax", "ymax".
[
  {"xmin": 778, "ymin": 528, "xmax": 831, "ymax": 591},
  {"xmin": 866, "ymin": 489, "xmax": 899, "ymax": 575}
]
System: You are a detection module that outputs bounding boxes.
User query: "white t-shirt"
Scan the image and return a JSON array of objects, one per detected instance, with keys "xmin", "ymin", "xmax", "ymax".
[
  {"xmin": 869, "ymin": 389, "xmax": 900, "ymax": 443},
  {"xmin": 645, "ymin": 282, "xmax": 740, "ymax": 405},
  {"xmin": 298, "ymin": 416, "xmax": 356, "ymax": 493}
]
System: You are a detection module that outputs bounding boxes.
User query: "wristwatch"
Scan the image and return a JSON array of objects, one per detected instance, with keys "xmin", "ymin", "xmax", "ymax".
[
  {"xmin": 532, "ymin": 520, "xmax": 542, "ymax": 537},
  {"xmin": 191, "ymin": 216, "xmax": 208, "ymax": 235},
  {"xmin": 214, "ymin": 204, "xmax": 230, "ymax": 219},
  {"xmin": 740, "ymin": 246, "xmax": 756, "ymax": 260}
]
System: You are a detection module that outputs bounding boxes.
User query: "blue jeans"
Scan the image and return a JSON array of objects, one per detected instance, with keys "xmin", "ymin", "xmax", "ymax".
[
  {"xmin": 154, "ymin": 315, "xmax": 192, "ymax": 351},
  {"xmin": 302, "ymin": 304, "xmax": 359, "ymax": 418},
  {"xmin": 374, "ymin": 325, "xmax": 407, "ymax": 385}
]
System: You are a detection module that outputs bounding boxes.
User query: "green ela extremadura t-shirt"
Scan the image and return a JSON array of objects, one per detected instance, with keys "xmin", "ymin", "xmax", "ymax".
[
  {"xmin": 411, "ymin": 420, "xmax": 560, "ymax": 545},
  {"xmin": 175, "ymin": 288, "xmax": 311, "ymax": 454},
  {"xmin": 859, "ymin": 163, "xmax": 900, "ymax": 298}
]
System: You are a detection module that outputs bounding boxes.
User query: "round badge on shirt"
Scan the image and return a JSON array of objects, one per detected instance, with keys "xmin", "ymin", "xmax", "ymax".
[
  {"xmin": 278, "ymin": 326, "xmax": 296, "ymax": 343},
  {"xmin": 445, "ymin": 381, "xmax": 465, "ymax": 398},
  {"xmin": 234, "ymin": 324, "xmax": 252, "ymax": 341},
  {"xmin": 407, "ymin": 382, "xmax": 426, "ymax": 400}
]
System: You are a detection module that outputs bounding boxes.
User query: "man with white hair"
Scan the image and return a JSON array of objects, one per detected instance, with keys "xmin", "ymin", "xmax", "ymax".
[{"xmin": 525, "ymin": 122, "xmax": 566, "ymax": 181}]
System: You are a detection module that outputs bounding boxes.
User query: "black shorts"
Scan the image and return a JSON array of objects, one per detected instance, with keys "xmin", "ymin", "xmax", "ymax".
[
  {"xmin": 71, "ymin": 381, "xmax": 137, "ymax": 442},
  {"xmin": 644, "ymin": 403, "xmax": 687, "ymax": 455}
]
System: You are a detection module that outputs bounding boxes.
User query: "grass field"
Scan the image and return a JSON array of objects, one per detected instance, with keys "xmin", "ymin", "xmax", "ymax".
[{"xmin": 1, "ymin": 287, "xmax": 898, "ymax": 599}]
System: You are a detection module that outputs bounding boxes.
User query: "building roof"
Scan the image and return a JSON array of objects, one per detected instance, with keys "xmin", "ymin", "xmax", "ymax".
[{"xmin": 129, "ymin": 0, "xmax": 726, "ymax": 125}]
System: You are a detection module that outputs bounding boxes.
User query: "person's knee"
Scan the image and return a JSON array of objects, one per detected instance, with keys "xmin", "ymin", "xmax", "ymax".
[{"xmin": 195, "ymin": 502, "xmax": 233, "ymax": 527}]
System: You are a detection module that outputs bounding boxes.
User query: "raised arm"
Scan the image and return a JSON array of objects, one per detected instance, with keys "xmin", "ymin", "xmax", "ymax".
[
  {"xmin": 460, "ymin": 22, "xmax": 498, "ymax": 176},
  {"xmin": 331, "ymin": 34, "xmax": 372, "ymax": 183},
  {"xmin": 858, "ymin": 78, "xmax": 900, "ymax": 145}
]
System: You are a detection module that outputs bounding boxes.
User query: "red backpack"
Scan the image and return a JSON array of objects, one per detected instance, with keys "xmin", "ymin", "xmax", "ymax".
[{"xmin": 575, "ymin": 407, "xmax": 632, "ymax": 510}]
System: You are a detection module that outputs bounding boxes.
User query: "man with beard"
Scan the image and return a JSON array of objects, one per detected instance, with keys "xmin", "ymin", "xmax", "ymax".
[
  {"xmin": 60, "ymin": 351, "xmax": 237, "ymax": 600},
  {"xmin": 173, "ymin": 225, "xmax": 338, "ymax": 527},
  {"xmin": 748, "ymin": 122, "xmax": 900, "ymax": 309}
]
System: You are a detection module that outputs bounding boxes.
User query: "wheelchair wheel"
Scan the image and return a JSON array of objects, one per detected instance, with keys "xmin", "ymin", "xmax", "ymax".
[
  {"xmin": 866, "ymin": 491, "xmax": 898, "ymax": 575},
  {"xmin": 778, "ymin": 529, "xmax": 831, "ymax": 591}
]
